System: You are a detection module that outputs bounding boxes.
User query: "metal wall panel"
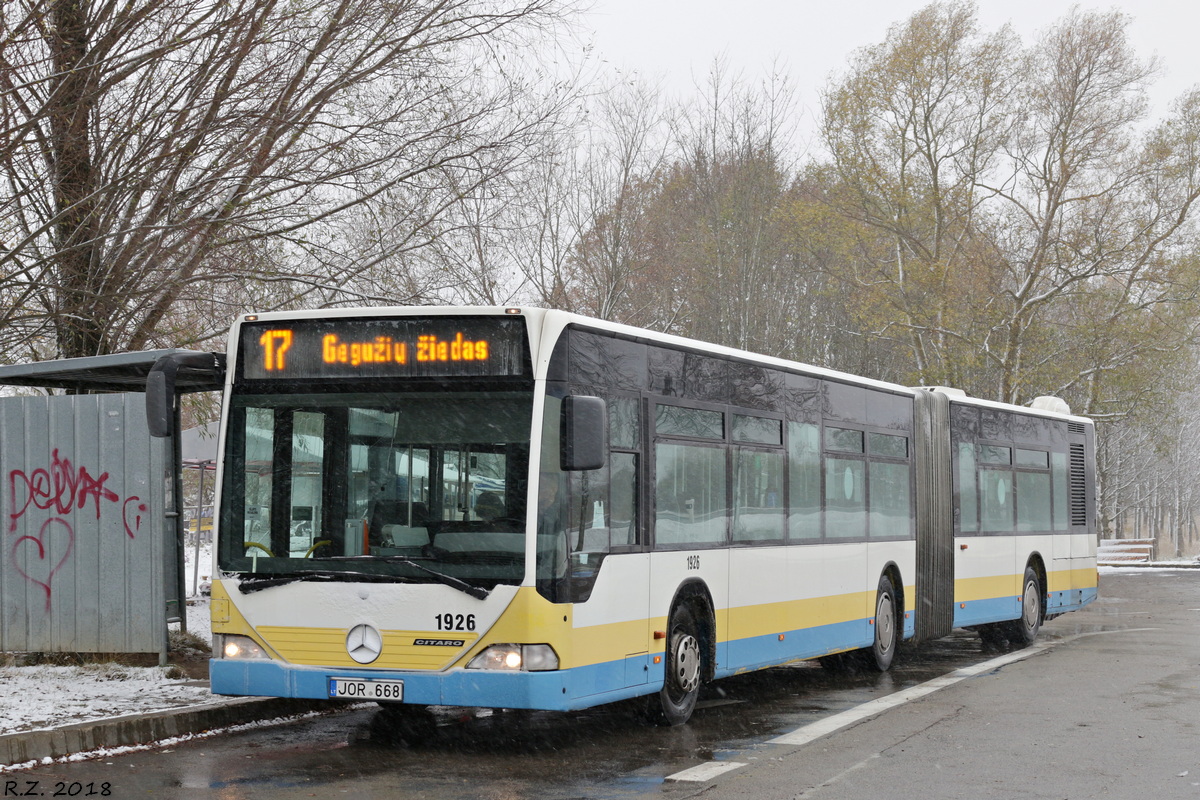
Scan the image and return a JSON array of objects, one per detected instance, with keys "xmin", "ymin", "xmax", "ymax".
[{"xmin": 0, "ymin": 393, "xmax": 169, "ymax": 654}]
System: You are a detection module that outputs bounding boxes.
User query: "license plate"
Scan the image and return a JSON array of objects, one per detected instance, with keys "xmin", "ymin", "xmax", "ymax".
[{"xmin": 328, "ymin": 677, "xmax": 404, "ymax": 701}]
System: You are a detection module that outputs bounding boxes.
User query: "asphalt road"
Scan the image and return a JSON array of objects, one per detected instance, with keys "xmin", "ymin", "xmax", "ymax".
[{"xmin": 9, "ymin": 569, "xmax": 1196, "ymax": 799}]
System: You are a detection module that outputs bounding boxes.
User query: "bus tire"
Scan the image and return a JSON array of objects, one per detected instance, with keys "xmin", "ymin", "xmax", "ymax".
[
  {"xmin": 866, "ymin": 574, "xmax": 898, "ymax": 672},
  {"xmin": 654, "ymin": 603, "xmax": 703, "ymax": 726},
  {"xmin": 1006, "ymin": 566, "xmax": 1043, "ymax": 646}
]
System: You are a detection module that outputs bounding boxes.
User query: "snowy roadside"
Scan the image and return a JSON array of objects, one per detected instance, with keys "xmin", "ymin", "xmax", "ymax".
[
  {"xmin": 0, "ymin": 543, "xmax": 216, "ymax": 737},
  {"xmin": 0, "ymin": 660, "xmax": 215, "ymax": 736},
  {"xmin": 1099, "ymin": 561, "xmax": 1200, "ymax": 572}
]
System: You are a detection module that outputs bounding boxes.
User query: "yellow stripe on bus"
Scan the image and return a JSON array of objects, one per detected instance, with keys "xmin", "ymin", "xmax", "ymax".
[
  {"xmin": 953, "ymin": 573, "xmax": 1021, "ymax": 603},
  {"xmin": 1046, "ymin": 567, "xmax": 1098, "ymax": 592}
]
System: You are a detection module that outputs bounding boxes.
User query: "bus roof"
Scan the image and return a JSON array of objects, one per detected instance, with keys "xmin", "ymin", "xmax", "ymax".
[{"xmin": 230, "ymin": 306, "xmax": 1090, "ymax": 424}]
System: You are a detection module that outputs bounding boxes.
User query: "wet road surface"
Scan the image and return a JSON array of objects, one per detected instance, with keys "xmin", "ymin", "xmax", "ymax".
[{"xmin": 9, "ymin": 569, "xmax": 1188, "ymax": 799}]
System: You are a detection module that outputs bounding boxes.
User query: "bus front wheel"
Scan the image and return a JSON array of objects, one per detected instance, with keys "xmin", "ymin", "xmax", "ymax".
[{"xmin": 654, "ymin": 604, "xmax": 702, "ymax": 726}]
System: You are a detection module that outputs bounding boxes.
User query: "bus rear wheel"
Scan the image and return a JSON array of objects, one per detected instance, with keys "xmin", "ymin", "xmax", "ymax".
[
  {"xmin": 819, "ymin": 575, "xmax": 899, "ymax": 673},
  {"xmin": 866, "ymin": 574, "xmax": 898, "ymax": 672},
  {"xmin": 1005, "ymin": 566, "xmax": 1043, "ymax": 646},
  {"xmin": 654, "ymin": 604, "xmax": 702, "ymax": 726}
]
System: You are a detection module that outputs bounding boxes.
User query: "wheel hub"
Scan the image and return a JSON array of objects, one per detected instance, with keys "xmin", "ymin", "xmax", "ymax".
[
  {"xmin": 670, "ymin": 633, "xmax": 701, "ymax": 694},
  {"xmin": 1023, "ymin": 580, "xmax": 1039, "ymax": 627},
  {"xmin": 876, "ymin": 594, "xmax": 895, "ymax": 654}
]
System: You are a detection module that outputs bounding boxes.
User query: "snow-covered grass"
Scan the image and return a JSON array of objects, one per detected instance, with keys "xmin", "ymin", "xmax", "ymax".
[{"xmin": 0, "ymin": 662, "xmax": 215, "ymax": 736}]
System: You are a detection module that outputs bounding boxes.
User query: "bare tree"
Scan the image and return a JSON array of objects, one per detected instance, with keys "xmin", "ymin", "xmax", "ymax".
[
  {"xmin": 1098, "ymin": 358, "xmax": 1200, "ymax": 558},
  {"xmin": 819, "ymin": 0, "xmax": 1022, "ymax": 389},
  {"xmin": 564, "ymin": 78, "xmax": 675, "ymax": 320},
  {"xmin": 0, "ymin": 0, "xmax": 577, "ymax": 359},
  {"xmin": 566, "ymin": 62, "xmax": 804, "ymax": 347},
  {"xmin": 986, "ymin": 9, "xmax": 1200, "ymax": 413},
  {"xmin": 413, "ymin": 76, "xmax": 679, "ymax": 315},
  {"xmin": 658, "ymin": 60, "xmax": 801, "ymax": 351},
  {"xmin": 818, "ymin": 2, "xmax": 1200, "ymax": 415}
]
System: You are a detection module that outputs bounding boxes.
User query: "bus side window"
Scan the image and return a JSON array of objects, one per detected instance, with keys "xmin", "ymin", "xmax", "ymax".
[
  {"xmin": 610, "ymin": 453, "xmax": 638, "ymax": 546},
  {"xmin": 788, "ymin": 421, "xmax": 821, "ymax": 540},
  {"xmin": 568, "ymin": 464, "xmax": 610, "ymax": 554},
  {"xmin": 608, "ymin": 395, "xmax": 641, "ymax": 548},
  {"xmin": 655, "ymin": 442, "xmax": 728, "ymax": 546}
]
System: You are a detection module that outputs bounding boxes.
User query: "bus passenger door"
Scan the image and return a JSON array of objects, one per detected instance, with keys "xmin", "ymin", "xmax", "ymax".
[
  {"xmin": 610, "ymin": 452, "xmax": 651, "ymax": 687},
  {"xmin": 954, "ymin": 442, "xmax": 1017, "ymax": 627}
]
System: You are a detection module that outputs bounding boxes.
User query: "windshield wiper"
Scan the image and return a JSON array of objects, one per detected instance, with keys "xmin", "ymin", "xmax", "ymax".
[
  {"xmin": 322, "ymin": 556, "xmax": 491, "ymax": 600},
  {"xmin": 389, "ymin": 557, "xmax": 490, "ymax": 600},
  {"xmin": 236, "ymin": 570, "xmax": 412, "ymax": 593}
]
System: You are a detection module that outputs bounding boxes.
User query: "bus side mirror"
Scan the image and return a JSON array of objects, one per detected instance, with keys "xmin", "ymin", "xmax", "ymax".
[
  {"xmin": 146, "ymin": 356, "xmax": 178, "ymax": 438},
  {"xmin": 146, "ymin": 352, "xmax": 221, "ymax": 438},
  {"xmin": 561, "ymin": 396, "xmax": 606, "ymax": 471}
]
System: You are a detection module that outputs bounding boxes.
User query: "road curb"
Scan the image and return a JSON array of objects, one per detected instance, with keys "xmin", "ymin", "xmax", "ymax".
[{"xmin": 0, "ymin": 697, "xmax": 328, "ymax": 767}]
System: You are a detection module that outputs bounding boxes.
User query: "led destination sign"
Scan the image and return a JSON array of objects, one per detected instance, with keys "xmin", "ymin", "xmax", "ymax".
[{"xmin": 239, "ymin": 317, "xmax": 528, "ymax": 380}]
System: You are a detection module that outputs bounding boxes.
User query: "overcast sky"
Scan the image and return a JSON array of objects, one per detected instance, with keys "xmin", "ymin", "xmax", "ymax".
[{"xmin": 584, "ymin": 1, "xmax": 1196, "ymax": 144}]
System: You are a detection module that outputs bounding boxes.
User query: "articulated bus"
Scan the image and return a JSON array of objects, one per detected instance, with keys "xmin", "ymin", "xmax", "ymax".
[{"xmin": 194, "ymin": 307, "xmax": 1097, "ymax": 725}]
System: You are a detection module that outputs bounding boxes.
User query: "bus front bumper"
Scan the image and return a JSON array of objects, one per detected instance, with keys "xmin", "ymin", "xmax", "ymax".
[{"xmin": 210, "ymin": 659, "xmax": 573, "ymax": 711}]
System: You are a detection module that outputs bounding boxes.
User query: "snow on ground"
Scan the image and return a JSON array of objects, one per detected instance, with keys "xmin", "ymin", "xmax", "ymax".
[
  {"xmin": 1100, "ymin": 561, "xmax": 1200, "ymax": 573},
  {"xmin": 0, "ymin": 542, "xmax": 217, "ymax": 739},
  {"xmin": 181, "ymin": 540, "xmax": 214, "ymax": 644},
  {"xmin": 0, "ymin": 663, "xmax": 215, "ymax": 736}
]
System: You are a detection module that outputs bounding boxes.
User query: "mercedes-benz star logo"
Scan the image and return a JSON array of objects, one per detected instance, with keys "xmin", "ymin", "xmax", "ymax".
[{"xmin": 346, "ymin": 623, "xmax": 383, "ymax": 664}]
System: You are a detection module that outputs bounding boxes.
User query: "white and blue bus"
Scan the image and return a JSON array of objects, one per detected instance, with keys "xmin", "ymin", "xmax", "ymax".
[{"xmin": 193, "ymin": 307, "xmax": 1097, "ymax": 725}]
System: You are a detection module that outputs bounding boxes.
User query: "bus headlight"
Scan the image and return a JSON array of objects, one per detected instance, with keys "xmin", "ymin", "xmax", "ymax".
[
  {"xmin": 218, "ymin": 634, "xmax": 271, "ymax": 660},
  {"xmin": 466, "ymin": 644, "xmax": 559, "ymax": 671}
]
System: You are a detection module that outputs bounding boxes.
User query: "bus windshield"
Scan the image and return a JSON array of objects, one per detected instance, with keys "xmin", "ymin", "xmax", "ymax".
[{"xmin": 217, "ymin": 389, "xmax": 533, "ymax": 590}]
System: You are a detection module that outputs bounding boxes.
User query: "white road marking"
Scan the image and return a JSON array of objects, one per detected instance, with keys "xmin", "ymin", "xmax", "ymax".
[
  {"xmin": 663, "ymin": 628, "xmax": 1158, "ymax": 784},
  {"xmin": 768, "ymin": 643, "xmax": 1051, "ymax": 747},
  {"xmin": 665, "ymin": 761, "xmax": 747, "ymax": 782},
  {"xmin": 769, "ymin": 629, "xmax": 1158, "ymax": 748}
]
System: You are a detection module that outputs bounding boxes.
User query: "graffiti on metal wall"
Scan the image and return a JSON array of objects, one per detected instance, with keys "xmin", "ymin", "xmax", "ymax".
[{"xmin": 7, "ymin": 449, "xmax": 146, "ymax": 609}]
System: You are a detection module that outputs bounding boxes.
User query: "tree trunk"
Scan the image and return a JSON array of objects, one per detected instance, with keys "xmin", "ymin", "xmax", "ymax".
[{"xmin": 49, "ymin": 0, "xmax": 105, "ymax": 358}]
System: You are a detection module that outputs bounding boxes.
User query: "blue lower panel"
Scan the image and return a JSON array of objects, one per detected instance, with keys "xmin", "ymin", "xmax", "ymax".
[
  {"xmin": 1051, "ymin": 587, "xmax": 1099, "ymax": 614},
  {"xmin": 212, "ymin": 655, "xmax": 668, "ymax": 712},
  {"xmin": 216, "ymin": 593, "xmax": 1097, "ymax": 713},
  {"xmin": 723, "ymin": 617, "xmax": 874, "ymax": 676},
  {"xmin": 953, "ymin": 595, "xmax": 1022, "ymax": 629},
  {"xmin": 954, "ymin": 586, "xmax": 1098, "ymax": 628},
  {"xmin": 1048, "ymin": 586, "xmax": 1098, "ymax": 613},
  {"xmin": 211, "ymin": 659, "xmax": 573, "ymax": 710}
]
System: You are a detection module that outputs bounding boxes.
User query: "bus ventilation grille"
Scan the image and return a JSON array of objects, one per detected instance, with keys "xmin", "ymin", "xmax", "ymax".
[{"xmin": 1069, "ymin": 443, "xmax": 1087, "ymax": 527}]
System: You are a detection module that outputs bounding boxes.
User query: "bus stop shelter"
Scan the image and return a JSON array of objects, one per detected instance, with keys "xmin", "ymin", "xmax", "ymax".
[{"xmin": 0, "ymin": 350, "xmax": 224, "ymax": 662}]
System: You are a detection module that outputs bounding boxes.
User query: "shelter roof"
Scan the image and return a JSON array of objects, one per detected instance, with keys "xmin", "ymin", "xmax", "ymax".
[{"xmin": 0, "ymin": 349, "xmax": 224, "ymax": 394}]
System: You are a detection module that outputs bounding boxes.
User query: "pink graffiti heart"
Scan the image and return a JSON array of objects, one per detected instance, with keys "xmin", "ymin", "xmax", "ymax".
[{"xmin": 11, "ymin": 517, "xmax": 74, "ymax": 612}]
